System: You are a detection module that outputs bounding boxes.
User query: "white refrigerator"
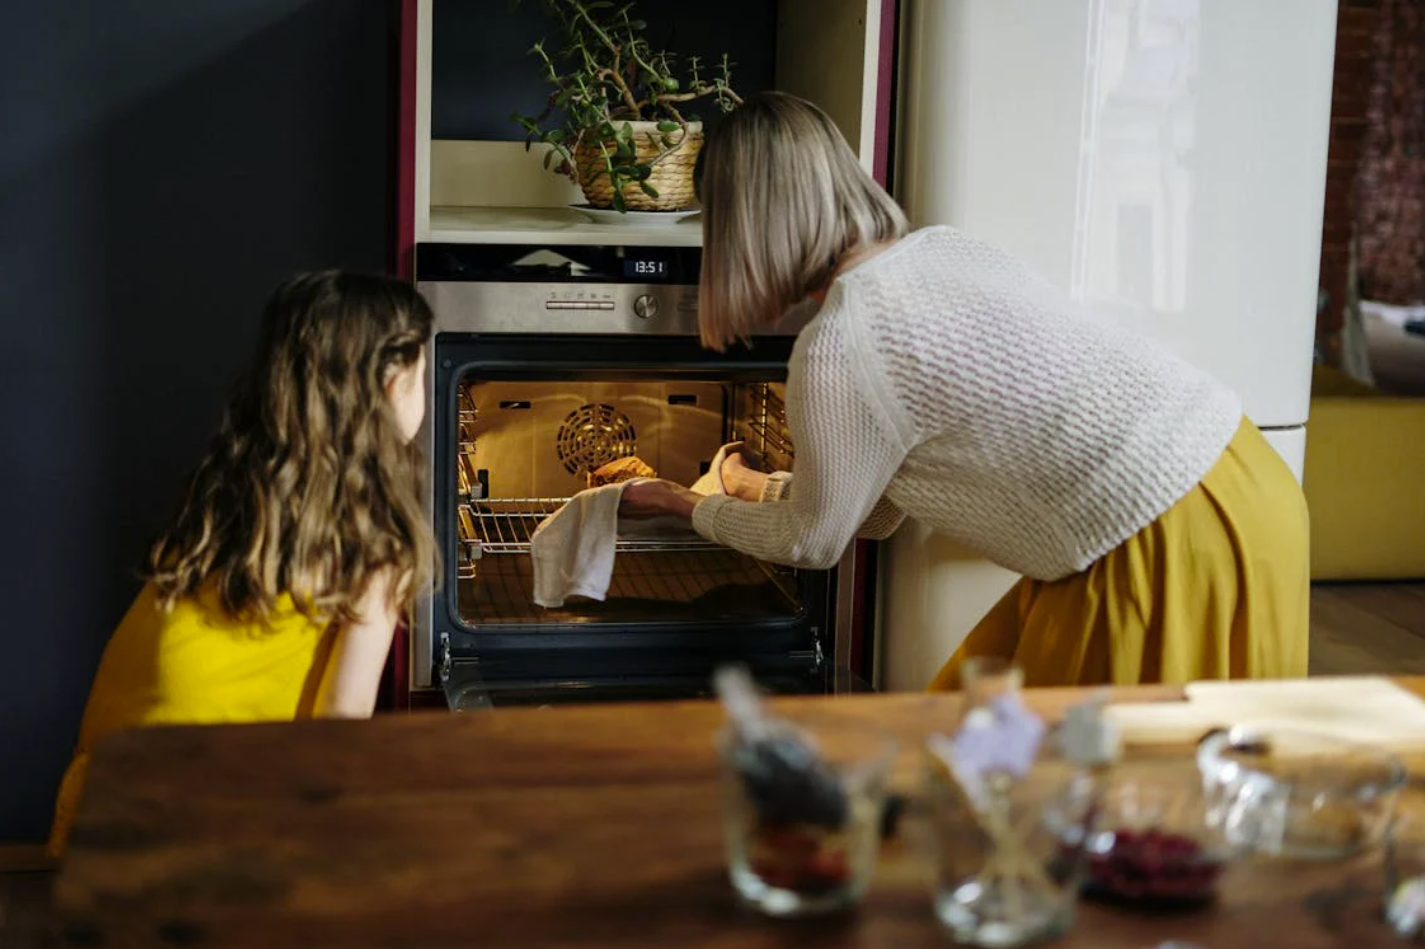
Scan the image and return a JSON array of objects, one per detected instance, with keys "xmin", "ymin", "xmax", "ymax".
[{"xmin": 880, "ymin": 0, "xmax": 1338, "ymax": 690}]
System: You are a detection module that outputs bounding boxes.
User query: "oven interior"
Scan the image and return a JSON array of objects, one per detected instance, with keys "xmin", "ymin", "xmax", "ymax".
[{"xmin": 452, "ymin": 376, "xmax": 801, "ymax": 631}]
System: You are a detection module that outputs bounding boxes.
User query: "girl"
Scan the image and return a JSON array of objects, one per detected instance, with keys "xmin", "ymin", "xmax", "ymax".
[
  {"xmin": 621, "ymin": 92, "xmax": 1309, "ymax": 689},
  {"xmin": 49, "ymin": 271, "xmax": 435, "ymax": 855}
]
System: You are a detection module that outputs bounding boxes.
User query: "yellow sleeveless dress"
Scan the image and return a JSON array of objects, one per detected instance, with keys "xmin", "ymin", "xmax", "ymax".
[
  {"xmin": 48, "ymin": 582, "xmax": 335, "ymax": 856},
  {"xmin": 929, "ymin": 418, "xmax": 1310, "ymax": 688}
]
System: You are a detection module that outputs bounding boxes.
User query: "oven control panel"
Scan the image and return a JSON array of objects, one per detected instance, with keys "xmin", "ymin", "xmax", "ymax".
[{"xmin": 416, "ymin": 242, "xmax": 801, "ymax": 337}]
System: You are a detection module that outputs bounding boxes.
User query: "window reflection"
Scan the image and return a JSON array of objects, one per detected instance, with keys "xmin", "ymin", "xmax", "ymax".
[{"xmin": 1072, "ymin": 0, "xmax": 1200, "ymax": 316}]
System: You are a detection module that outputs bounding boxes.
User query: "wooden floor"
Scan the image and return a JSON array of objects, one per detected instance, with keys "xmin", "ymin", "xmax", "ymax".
[{"xmin": 1309, "ymin": 581, "xmax": 1425, "ymax": 675}]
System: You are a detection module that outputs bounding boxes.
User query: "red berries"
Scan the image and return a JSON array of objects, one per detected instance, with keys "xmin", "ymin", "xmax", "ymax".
[
  {"xmin": 1083, "ymin": 828, "xmax": 1223, "ymax": 903},
  {"xmin": 749, "ymin": 823, "xmax": 852, "ymax": 895}
]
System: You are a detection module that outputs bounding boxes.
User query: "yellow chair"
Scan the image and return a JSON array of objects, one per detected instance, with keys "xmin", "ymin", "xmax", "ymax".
[{"xmin": 1303, "ymin": 364, "xmax": 1425, "ymax": 580}]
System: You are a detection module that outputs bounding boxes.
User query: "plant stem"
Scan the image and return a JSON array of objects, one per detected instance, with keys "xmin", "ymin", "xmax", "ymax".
[
  {"xmin": 596, "ymin": 67, "xmax": 642, "ymax": 119},
  {"xmin": 568, "ymin": 0, "xmax": 621, "ymax": 59},
  {"xmin": 652, "ymin": 90, "xmax": 716, "ymax": 105}
]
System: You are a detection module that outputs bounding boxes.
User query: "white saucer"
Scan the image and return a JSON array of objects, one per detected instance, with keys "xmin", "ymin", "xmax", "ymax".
[{"xmin": 570, "ymin": 204, "xmax": 701, "ymax": 226}]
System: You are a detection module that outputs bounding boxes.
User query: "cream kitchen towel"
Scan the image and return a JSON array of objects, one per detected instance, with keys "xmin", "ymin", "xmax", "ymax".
[
  {"xmin": 530, "ymin": 482, "xmax": 628, "ymax": 608},
  {"xmin": 690, "ymin": 442, "xmax": 735, "ymax": 496},
  {"xmin": 529, "ymin": 444, "xmax": 737, "ymax": 608}
]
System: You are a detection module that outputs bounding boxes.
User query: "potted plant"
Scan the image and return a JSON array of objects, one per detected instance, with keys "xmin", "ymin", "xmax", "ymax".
[{"xmin": 512, "ymin": 0, "xmax": 741, "ymax": 213}]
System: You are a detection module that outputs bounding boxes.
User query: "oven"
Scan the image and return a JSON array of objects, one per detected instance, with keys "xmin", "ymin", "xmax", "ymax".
[{"xmin": 410, "ymin": 242, "xmax": 869, "ymax": 708}]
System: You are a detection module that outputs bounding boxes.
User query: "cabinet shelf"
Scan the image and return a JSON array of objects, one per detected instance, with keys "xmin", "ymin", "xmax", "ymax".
[{"xmin": 411, "ymin": 0, "xmax": 887, "ymax": 255}]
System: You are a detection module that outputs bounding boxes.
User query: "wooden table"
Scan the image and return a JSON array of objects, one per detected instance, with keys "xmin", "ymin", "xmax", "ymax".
[{"xmin": 52, "ymin": 680, "xmax": 1425, "ymax": 948}]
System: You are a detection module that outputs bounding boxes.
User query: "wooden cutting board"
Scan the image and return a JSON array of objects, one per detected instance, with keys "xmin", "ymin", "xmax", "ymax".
[{"xmin": 1105, "ymin": 676, "xmax": 1425, "ymax": 752}]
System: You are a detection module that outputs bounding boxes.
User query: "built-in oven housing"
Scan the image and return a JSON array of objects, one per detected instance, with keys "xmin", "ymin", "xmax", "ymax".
[{"xmin": 413, "ymin": 243, "xmax": 865, "ymax": 708}]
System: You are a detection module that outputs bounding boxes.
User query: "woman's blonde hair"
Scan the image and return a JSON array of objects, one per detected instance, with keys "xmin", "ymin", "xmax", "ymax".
[
  {"xmin": 147, "ymin": 271, "xmax": 436, "ymax": 625},
  {"xmin": 695, "ymin": 91, "xmax": 909, "ymax": 350}
]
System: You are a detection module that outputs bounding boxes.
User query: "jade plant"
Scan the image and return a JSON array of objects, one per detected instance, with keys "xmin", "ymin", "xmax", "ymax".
[{"xmin": 511, "ymin": 0, "xmax": 742, "ymax": 211}]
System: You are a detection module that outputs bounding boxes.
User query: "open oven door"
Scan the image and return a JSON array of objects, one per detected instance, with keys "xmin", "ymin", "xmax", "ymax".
[{"xmin": 435, "ymin": 632, "xmax": 868, "ymax": 710}]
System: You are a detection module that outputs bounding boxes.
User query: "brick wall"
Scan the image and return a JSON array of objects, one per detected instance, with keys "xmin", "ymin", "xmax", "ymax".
[
  {"xmin": 1357, "ymin": 0, "xmax": 1425, "ymax": 306},
  {"xmin": 1318, "ymin": 0, "xmax": 1382, "ymax": 366}
]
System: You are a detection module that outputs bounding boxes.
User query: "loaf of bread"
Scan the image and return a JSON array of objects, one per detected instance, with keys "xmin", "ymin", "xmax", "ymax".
[{"xmin": 587, "ymin": 456, "xmax": 657, "ymax": 488}]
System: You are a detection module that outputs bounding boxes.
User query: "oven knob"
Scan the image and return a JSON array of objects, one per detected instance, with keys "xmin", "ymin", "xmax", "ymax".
[{"xmin": 633, "ymin": 294, "xmax": 659, "ymax": 320}]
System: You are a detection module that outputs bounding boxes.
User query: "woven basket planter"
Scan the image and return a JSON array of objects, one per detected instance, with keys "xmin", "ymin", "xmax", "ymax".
[{"xmin": 574, "ymin": 121, "xmax": 703, "ymax": 212}]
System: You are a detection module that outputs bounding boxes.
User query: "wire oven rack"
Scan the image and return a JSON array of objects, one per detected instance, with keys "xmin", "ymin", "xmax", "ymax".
[
  {"xmin": 734, "ymin": 383, "xmax": 794, "ymax": 474},
  {"xmin": 452, "ymin": 497, "xmax": 801, "ymax": 624},
  {"xmin": 458, "ymin": 498, "xmax": 720, "ymax": 556}
]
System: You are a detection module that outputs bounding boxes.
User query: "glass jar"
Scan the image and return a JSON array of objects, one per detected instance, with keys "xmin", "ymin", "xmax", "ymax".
[{"xmin": 719, "ymin": 709, "xmax": 898, "ymax": 917}]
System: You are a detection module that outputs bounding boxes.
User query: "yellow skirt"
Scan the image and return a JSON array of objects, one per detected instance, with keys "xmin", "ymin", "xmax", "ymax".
[{"xmin": 929, "ymin": 418, "xmax": 1309, "ymax": 689}]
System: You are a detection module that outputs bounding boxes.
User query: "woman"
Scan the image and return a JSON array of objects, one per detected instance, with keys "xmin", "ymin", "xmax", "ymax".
[{"xmin": 620, "ymin": 91, "xmax": 1309, "ymax": 688}]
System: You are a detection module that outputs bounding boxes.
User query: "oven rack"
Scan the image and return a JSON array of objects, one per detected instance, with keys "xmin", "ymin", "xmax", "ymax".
[
  {"xmin": 458, "ymin": 498, "xmax": 721, "ymax": 555},
  {"xmin": 734, "ymin": 383, "xmax": 794, "ymax": 474}
]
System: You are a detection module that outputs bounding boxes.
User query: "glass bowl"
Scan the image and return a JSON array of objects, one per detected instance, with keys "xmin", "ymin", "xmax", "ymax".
[
  {"xmin": 1197, "ymin": 725, "xmax": 1406, "ymax": 859},
  {"xmin": 1059, "ymin": 765, "xmax": 1239, "ymax": 907}
]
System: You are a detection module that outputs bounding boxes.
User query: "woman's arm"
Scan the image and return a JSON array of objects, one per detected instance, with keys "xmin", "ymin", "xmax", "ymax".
[
  {"xmin": 723, "ymin": 454, "xmax": 906, "ymax": 540},
  {"xmin": 313, "ymin": 569, "xmax": 401, "ymax": 719},
  {"xmin": 690, "ymin": 314, "xmax": 914, "ymax": 568}
]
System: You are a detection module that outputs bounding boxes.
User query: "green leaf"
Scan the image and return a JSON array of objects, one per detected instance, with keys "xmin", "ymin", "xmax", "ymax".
[
  {"xmin": 639, "ymin": 181, "xmax": 660, "ymax": 198},
  {"xmin": 547, "ymin": 128, "xmax": 566, "ymax": 143},
  {"xmin": 630, "ymin": 19, "xmax": 646, "ymax": 29},
  {"xmin": 617, "ymin": 122, "xmax": 633, "ymax": 143},
  {"xmin": 543, "ymin": 148, "xmax": 555, "ymax": 170},
  {"xmin": 655, "ymin": 120, "xmax": 679, "ymax": 133},
  {"xmin": 612, "ymin": 190, "xmax": 627, "ymax": 213},
  {"xmin": 663, "ymin": 77, "xmax": 679, "ymax": 91}
]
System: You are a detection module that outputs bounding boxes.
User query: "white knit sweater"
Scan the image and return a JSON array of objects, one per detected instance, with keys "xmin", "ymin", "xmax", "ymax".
[{"xmin": 691, "ymin": 226, "xmax": 1243, "ymax": 580}]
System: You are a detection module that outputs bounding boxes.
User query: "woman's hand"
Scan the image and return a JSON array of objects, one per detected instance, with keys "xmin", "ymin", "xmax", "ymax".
[
  {"xmin": 720, "ymin": 447, "xmax": 770, "ymax": 502},
  {"xmin": 618, "ymin": 479, "xmax": 702, "ymax": 521}
]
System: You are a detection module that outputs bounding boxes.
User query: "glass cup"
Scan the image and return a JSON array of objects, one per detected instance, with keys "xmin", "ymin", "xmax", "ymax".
[
  {"xmin": 718, "ymin": 710, "xmax": 898, "ymax": 917},
  {"xmin": 923, "ymin": 749, "xmax": 1092, "ymax": 947},
  {"xmin": 1384, "ymin": 809, "xmax": 1425, "ymax": 940},
  {"xmin": 1197, "ymin": 726, "xmax": 1405, "ymax": 859}
]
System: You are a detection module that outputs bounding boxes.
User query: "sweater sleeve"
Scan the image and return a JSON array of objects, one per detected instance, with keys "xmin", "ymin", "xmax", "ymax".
[
  {"xmin": 691, "ymin": 297, "xmax": 911, "ymax": 568},
  {"xmin": 756, "ymin": 473, "xmax": 906, "ymax": 541}
]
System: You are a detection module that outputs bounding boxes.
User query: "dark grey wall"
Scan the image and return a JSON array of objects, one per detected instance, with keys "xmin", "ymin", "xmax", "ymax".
[{"xmin": 0, "ymin": 0, "xmax": 393, "ymax": 842}]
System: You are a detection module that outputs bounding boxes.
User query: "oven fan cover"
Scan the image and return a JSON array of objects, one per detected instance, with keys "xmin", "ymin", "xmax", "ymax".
[{"xmin": 555, "ymin": 403, "xmax": 638, "ymax": 475}]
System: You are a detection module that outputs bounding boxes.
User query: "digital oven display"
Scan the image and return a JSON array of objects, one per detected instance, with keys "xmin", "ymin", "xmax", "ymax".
[{"xmin": 622, "ymin": 258, "xmax": 669, "ymax": 279}]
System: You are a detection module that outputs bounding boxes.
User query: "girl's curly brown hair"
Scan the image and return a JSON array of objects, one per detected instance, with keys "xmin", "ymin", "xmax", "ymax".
[{"xmin": 147, "ymin": 270, "xmax": 436, "ymax": 625}]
